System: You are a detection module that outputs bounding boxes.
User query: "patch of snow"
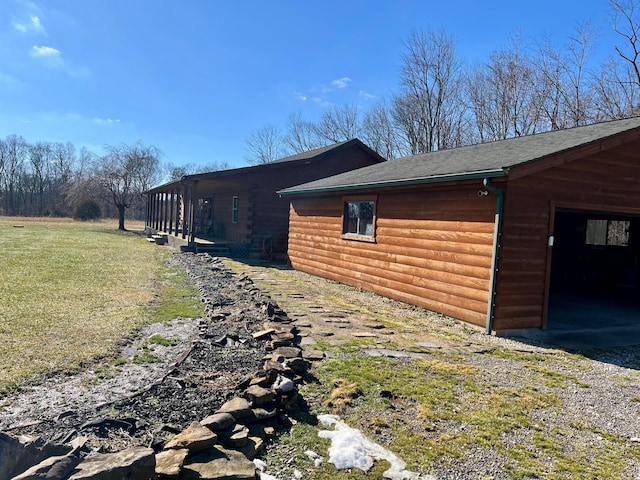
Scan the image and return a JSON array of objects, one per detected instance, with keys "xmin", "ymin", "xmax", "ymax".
[
  {"xmin": 273, "ymin": 374, "xmax": 295, "ymax": 393},
  {"xmin": 259, "ymin": 473, "xmax": 278, "ymax": 480},
  {"xmin": 318, "ymin": 414, "xmax": 437, "ymax": 480},
  {"xmin": 254, "ymin": 458, "xmax": 267, "ymax": 471}
]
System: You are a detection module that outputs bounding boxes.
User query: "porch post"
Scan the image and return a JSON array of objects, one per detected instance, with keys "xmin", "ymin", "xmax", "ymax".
[{"xmin": 168, "ymin": 189, "xmax": 175, "ymax": 235}]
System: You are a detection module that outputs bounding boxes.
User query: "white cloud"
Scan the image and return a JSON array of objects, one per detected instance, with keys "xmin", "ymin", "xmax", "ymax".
[
  {"xmin": 30, "ymin": 45, "xmax": 60, "ymax": 58},
  {"xmin": 331, "ymin": 77, "xmax": 352, "ymax": 89},
  {"xmin": 359, "ymin": 90, "xmax": 375, "ymax": 100},
  {"xmin": 13, "ymin": 15, "xmax": 45, "ymax": 34},
  {"xmin": 312, "ymin": 97, "xmax": 330, "ymax": 107},
  {"xmin": 92, "ymin": 117, "xmax": 121, "ymax": 125},
  {"xmin": 294, "ymin": 92, "xmax": 307, "ymax": 102}
]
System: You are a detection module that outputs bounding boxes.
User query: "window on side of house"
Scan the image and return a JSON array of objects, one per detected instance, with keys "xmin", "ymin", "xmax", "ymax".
[
  {"xmin": 585, "ymin": 219, "xmax": 630, "ymax": 246},
  {"xmin": 232, "ymin": 196, "xmax": 239, "ymax": 224},
  {"xmin": 342, "ymin": 197, "xmax": 376, "ymax": 241}
]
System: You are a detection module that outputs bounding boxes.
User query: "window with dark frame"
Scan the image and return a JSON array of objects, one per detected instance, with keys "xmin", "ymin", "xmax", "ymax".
[
  {"xmin": 232, "ymin": 196, "xmax": 239, "ymax": 224},
  {"xmin": 585, "ymin": 219, "xmax": 630, "ymax": 246},
  {"xmin": 343, "ymin": 200, "xmax": 375, "ymax": 238}
]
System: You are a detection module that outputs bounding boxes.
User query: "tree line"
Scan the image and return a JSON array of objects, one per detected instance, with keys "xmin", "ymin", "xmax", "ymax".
[
  {"xmin": 246, "ymin": 0, "xmax": 640, "ymax": 163},
  {"xmin": 0, "ymin": 136, "xmax": 162, "ymax": 230}
]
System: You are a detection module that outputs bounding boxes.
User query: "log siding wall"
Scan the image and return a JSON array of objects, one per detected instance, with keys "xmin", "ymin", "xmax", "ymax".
[
  {"xmin": 493, "ymin": 140, "xmax": 640, "ymax": 330},
  {"xmin": 288, "ymin": 183, "xmax": 497, "ymax": 326}
]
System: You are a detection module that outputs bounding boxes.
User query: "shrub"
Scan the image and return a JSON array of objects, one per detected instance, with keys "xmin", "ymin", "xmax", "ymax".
[{"xmin": 73, "ymin": 199, "xmax": 102, "ymax": 221}]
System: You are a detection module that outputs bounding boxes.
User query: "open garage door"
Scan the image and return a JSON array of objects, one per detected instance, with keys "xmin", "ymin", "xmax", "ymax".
[{"xmin": 547, "ymin": 208, "xmax": 640, "ymax": 330}]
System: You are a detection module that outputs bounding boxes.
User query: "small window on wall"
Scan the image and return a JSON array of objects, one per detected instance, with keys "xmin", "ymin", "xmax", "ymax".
[
  {"xmin": 232, "ymin": 196, "xmax": 239, "ymax": 224},
  {"xmin": 342, "ymin": 198, "xmax": 376, "ymax": 240},
  {"xmin": 586, "ymin": 219, "xmax": 630, "ymax": 246}
]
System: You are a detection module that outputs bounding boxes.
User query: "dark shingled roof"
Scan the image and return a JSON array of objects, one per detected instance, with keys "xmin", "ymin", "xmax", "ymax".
[
  {"xmin": 145, "ymin": 138, "xmax": 384, "ymax": 194},
  {"xmin": 279, "ymin": 116, "xmax": 640, "ymax": 195}
]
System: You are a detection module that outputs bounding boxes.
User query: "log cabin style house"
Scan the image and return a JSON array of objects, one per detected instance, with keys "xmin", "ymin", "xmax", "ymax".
[
  {"xmin": 279, "ymin": 117, "xmax": 640, "ymax": 333},
  {"xmin": 144, "ymin": 139, "xmax": 385, "ymax": 258}
]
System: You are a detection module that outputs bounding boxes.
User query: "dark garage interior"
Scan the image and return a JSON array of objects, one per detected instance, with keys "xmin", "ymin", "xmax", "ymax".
[{"xmin": 547, "ymin": 209, "xmax": 640, "ymax": 331}]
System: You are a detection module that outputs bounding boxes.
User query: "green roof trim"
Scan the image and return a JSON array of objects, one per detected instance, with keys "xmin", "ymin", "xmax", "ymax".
[{"xmin": 278, "ymin": 168, "xmax": 509, "ymax": 196}]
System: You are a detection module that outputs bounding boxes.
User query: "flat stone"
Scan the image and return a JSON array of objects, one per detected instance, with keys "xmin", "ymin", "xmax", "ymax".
[
  {"xmin": 285, "ymin": 357, "xmax": 311, "ymax": 373},
  {"xmin": 67, "ymin": 447, "xmax": 155, "ymax": 480},
  {"xmin": 300, "ymin": 336, "xmax": 317, "ymax": 346},
  {"xmin": 324, "ymin": 318, "xmax": 350, "ymax": 323},
  {"xmin": 292, "ymin": 321, "xmax": 312, "ymax": 328},
  {"xmin": 216, "ymin": 397, "xmax": 252, "ymax": 419},
  {"xmin": 314, "ymin": 330, "xmax": 334, "ymax": 337},
  {"xmin": 12, "ymin": 452, "xmax": 81, "ymax": 480},
  {"xmin": 219, "ymin": 424, "xmax": 249, "ymax": 448},
  {"xmin": 252, "ymin": 328, "xmax": 275, "ymax": 340},
  {"xmin": 155, "ymin": 448, "xmax": 189, "ymax": 477},
  {"xmin": 165, "ymin": 421, "xmax": 217, "ymax": 451},
  {"xmin": 301, "ymin": 349, "xmax": 325, "ymax": 361},
  {"xmin": 352, "ymin": 331, "xmax": 378, "ymax": 338},
  {"xmin": 415, "ymin": 341, "xmax": 443, "ymax": 349},
  {"xmin": 273, "ymin": 346, "xmax": 302, "ymax": 359},
  {"xmin": 262, "ymin": 360, "xmax": 290, "ymax": 373},
  {"xmin": 364, "ymin": 322, "xmax": 386, "ymax": 329},
  {"xmin": 181, "ymin": 446, "xmax": 256, "ymax": 479},
  {"xmin": 251, "ymin": 407, "xmax": 277, "ymax": 421},
  {"xmin": 200, "ymin": 412, "xmax": 236, "ymax": 433},
  {"xmin": 272, "ymin": 331, "xmax": 295, "ymax": 341},
  {"xmin": 264, "ymin": 323, "xmax": 295, "ymax": 334},
  {"xmin": 244, "ymin": 385, "xmax": 275, "ymax": 406}
]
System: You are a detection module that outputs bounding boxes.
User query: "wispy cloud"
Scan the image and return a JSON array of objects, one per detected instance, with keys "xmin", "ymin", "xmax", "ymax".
[
  {"xmin": 13, "ymin": 15, "xmax": 45, "ymax": 34},
  {"xmin": 312, "ymin": 97, "xmax": 330, "ymax": 107},
  {"xmin": 29, "ymin": 45, "xmax": 90, "ymax": 77},
  {"xmin": 359, "ymin": 90, "xmax": 375, "ymax": 100},
  {"xmin": 296, "ymin": 76, "xmax": 355, "ymax": 106},
  {"xmin": 331, "ymin": 77, "xmax": 352, "ymax": 89},
  {"xmin": 30, "ymin": 45, "xmax": 60, "ymax": 58},
  {"xmin": 92, "ymin": 117, "xmax": 121, "ymax": 125}
]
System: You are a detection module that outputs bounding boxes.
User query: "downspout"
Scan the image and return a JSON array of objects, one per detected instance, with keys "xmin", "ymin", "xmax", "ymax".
[{"xmin": 483, "ymin": 177, "xmax": 504, "ymax": 335}]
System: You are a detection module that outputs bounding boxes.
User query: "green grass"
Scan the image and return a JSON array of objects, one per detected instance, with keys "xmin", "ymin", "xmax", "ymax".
[
  {"xmin": 0, "ymin": 218, "xmax": 179, "ymax": 394},
  {"xmin": 287, "ymin": 352, "xmax": 635, "ymax": 479},
  {"xmin": 149, "ymin": 266, "xmax": 204, "ymax": 322}
]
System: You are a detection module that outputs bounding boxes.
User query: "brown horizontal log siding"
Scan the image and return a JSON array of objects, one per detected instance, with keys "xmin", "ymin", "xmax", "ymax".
[
  {"xmin": 215, "ymin": 187, "xmax": 252, "ymax": 243},
  {"xmin": 493, "ymin": 140, "xmax": 640, "ymax": 330},
  {"xmin": 288, "ymin": 184, "xmax": 497, "ymax": 326}
]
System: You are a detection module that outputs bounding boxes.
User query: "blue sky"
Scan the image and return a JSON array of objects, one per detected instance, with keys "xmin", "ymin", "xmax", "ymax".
[{"xmin": 0, "ymin": 0, "xmax": 620, "ymax": 170}]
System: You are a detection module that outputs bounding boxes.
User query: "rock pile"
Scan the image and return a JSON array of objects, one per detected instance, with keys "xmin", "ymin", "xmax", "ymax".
[{"xmin": 0, "ymin": 254, "xmax": 325, "ymax": 480}]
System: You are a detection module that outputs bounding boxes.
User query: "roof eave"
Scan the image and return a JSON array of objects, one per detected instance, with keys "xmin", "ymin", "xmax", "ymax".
[{"xmin": 278, "ymin": 168, "xmax": 510, "ymax": 196}]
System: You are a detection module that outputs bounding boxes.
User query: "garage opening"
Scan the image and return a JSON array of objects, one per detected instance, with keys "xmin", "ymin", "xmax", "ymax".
[{"xmin": 547, "ymin": 208, "xmax": 640, "ymax": 330}]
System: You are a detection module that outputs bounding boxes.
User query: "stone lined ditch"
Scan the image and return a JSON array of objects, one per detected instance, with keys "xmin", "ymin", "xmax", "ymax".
[{"xmin": 0, "ymin": 253, "xmax": 323, "ymax": 479}]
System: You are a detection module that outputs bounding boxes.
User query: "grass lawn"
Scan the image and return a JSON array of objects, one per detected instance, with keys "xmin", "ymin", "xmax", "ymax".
[{"xmin": 0, "ymin": 217, "xmax": 192, "ymax": 395}]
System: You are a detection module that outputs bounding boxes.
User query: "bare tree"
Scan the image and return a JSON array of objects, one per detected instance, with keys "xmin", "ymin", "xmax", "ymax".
[
  {"xmin": 245, "ymin": 124, "xmax": 285, "ymax": 164},
  {"xmin": 2, "ymin": 135, "xmax": 28, "ymax": 215},
  {"xmin": 467, "ymin": 37, "xmax": 543, "ymax": 142},
  {"xmin": 392, "ymin": 28, "xmax": 464, "ymax": 154},
  {"xmin": 93, "ymin": 141, "xmax": 162, "ymax": 230},
  {"xmin": 536, "ymin": 23, "xmax": 598, "ymax": 129},
  {"xmin": 283, "ymin": 111, "xmax": 324, "ymax": 153},
  {"xmin": 593, "ymin": 56, "xmax": 640, "ymax": 118},
  {"xmin": 361, "ymin": 99, "xmax": 404, "ymax": 159},
  {"xmin": 314, "ymin": 103, "xmax": 362, "ymax": 144},
  {"xmin": 28, "ymin": 142, "xmax": 53, "ymax": 215},
  {"xmin": 611, "ymin": 0, "xmax": 640, "ymax": 88}
]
